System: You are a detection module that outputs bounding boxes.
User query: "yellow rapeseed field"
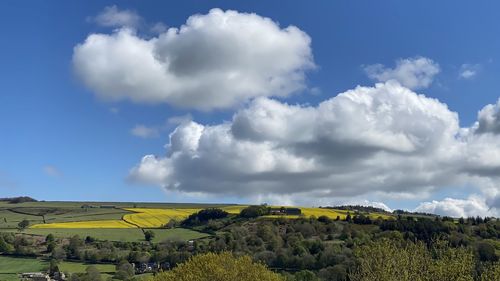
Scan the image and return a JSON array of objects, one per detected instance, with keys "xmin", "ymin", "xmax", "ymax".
[
  {"xmin": 123, "ymin": 206, "xmax": 247, "ymax": 228},
  {"xmin": 30, "ymin": 220, "xmax": 135, "ymax": 229},
  {"xmin": 221, "ymin": 205, "xmax": 247, "ymax": 214},
  {"xmin": 123, "ymin": 208, "xmax": 201, "ymax": 228}
]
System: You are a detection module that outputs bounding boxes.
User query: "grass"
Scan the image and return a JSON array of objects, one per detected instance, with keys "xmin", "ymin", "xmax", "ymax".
[
  {"xmin": 0, "ymin": 209, "xmax": 44, "ymax": 228},
  {"xmin": 0, "ymin": 256, "xmax": 46, "ymax": 274},
  {"xmin": 58, "ymin": 261, "xmax": 115, "ymax": 273},
  {"xmin": 0, "ymin": 256, "xmax": 118, "ymax": 280},
  {"xmin": 31, "ymin": 220, "xmax": 135, "ymax": 229},
  {"xmin": 5, "ymin": 227, "xmax": 208, "ymax": 242},
  {"xmin": 150, "ymin": 227, "xmax": 209, "ymax": 242}
]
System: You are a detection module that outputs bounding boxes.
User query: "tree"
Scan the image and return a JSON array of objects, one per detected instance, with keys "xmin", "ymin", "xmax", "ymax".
[
  {"xmin": 240, "ymin": 205, "xmax": 270, "ymax": 218},
  {"xmin": 144, "ymin": 230, "xmax": 155, "ymax": 242},
  {"xmin": 345, "ymin": 214, "xmax": 352, "ymax": 223},
  {"xmin": 49, "ymin": 259, "xmax": 60, "ymax": 276},
  {"xmin": 152, "ymin": 252, "xmax": 284, "ymax": 281},
  {"xmin": 294, "ymin": 270, "xmax": 319, "ymax": 281},
  {"xmin": 85, "ymin": 266, "xmax": 102, "ymax": 281},
  {"xmin": 115, "ymin": 260, "xmax": 135, "ymax": 280},
  {"xmin": 349, "ymin": 239, "xmax": 474, "ymax": 281},
  {"xmin": 0, "ymin": 236, "xmax": 12, "ymax": 253},
  {"xmin": 17, "ymin": 219, "xmax": 29, "ymax": 231},
  {"xmin": 182, "ymin": 208, "xmax": 229, "ymax": 226},
  {"xmin": 46, "ymin": 233, "xmax": 55, "ymax": 243},
  {"xmin": 481, "ymin": 262, "xmax": 500, "ymax": 281},
  {"xmin": 476, "ymin": 241, "xmax": 498, "ymax": 262}
]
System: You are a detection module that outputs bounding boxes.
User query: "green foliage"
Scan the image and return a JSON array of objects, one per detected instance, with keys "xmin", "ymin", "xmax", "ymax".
[
  {"xmin": 240, "ymin": 205, "xmax": 270, "ymax": 218},
  {"xmin": 480, "ymin": 262, "xmax": 500, "ymax": 281},
  {"xmin": 17, "ymin": 219, "xmax": 30, "ymax": 230},
  {"xmin": 48, "ymin": 259, "xmax": 59, "ymax": 275},
  {"xmin": 144, "ymin": 230, "xmax": 155, "ymax": 242},
  {"xmin": 293, "ymin": 270, "xmax": 319, "ymax": 281},
  {"xmin": 349, "ymin": 239, "xmax": 475, "ymax": 281},
  {"xmin": 45, "ymin": 233, "xmax": 55, "ymax": 243},
  {"xmin": 182, "ymin": 208, "xmax": 229, "ymax": 226},
  {"xmin": 0, "ymin": 235, "xmax": 13, "ymax": 253},
  {"xmin": 114, "ymin": 260, "xmax": 135, "ymax": 280},
  {"xmin": 151, "ymin": 252, "xmax": 284, "ymax": 281}
]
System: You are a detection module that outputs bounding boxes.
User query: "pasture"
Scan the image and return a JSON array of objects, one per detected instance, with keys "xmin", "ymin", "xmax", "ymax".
[
  {"xmin": 0, "ymin": 256, "xmax": 117, "ymax": 281},
  {"xmin": 4, "ymin": 227, "xmax": 208, "ymax": 242}
]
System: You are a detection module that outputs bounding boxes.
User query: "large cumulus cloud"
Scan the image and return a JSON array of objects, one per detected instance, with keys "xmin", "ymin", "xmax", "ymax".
[
  {"xmin": 128, "ymin": 83, "xmax": 469, "ymax": 198},
  {"xmin": 415, "ymin": 196, "xmax": 498, "ymax": 218},
  {"xmin": 73, "ymin": 8, "xmax": 314, "ymax": 110},
  {"xmin": 129, "ymin": 81, "xmax": 500, "ymax": 215}
]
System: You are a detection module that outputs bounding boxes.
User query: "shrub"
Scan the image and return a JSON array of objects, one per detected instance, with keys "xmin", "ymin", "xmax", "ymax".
[{"xmin": 151, "ymin": 252, "xmax": 284, "ymax": 281}]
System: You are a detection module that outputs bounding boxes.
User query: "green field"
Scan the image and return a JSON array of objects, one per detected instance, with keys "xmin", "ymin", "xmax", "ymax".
[
  {"xmin": 0, "ymin": 256, "xmax": 46, "ymax": 281},
  {"xmin": 0, "ymin": 201, "xmax": 233, "ymax": 229},
  {"xmin": 58, "ymin": 261, "xmax": 116, "ymax": 273},
  {"xmin": 0, "ymin": 256, "xmax": 116, "ymax": 281},
  {"xmin": 2, "ymin": 227, "xmax": 208, "ymax": 242}
]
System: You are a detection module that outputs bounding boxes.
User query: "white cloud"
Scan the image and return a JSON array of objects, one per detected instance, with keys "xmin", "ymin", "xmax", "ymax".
[
  {"xmin": 472, "ymin": 98, "xmax": 500, "ymax": 134},
  {"xmin": 90, "ymin": 5, "xmax": 141, "ymax": 28},
  {"xmin": 129, "ymin": 82, "xmax": 468, "ymax": 201},
  {"xmin": 459, "ymin": 64, "xmax": 481, "ymax": 79},
  {"xmin": 339, "ymin": 200, "xmax": 393, "ymax": 212},
  {"xmin": 364, "ymin": 57, "xmax": 440, "ymax": 89},
  {"xmin": 131, "ymin": 125, "xmax": 160, "ymax": 138},
  {"xmin": 128, "ymin": 81, "xmax": 500, "ymax": 215},
  {"xmin": 43, "ymin": 165, "xmax": 62, "ymax": 178},
  {"xmin": 74, "ymin": 8, "xmax": 314, "ymax": 110},
  {"xmin": 415, "ymin": 196, "xmax": 498, "ymax": 217}
]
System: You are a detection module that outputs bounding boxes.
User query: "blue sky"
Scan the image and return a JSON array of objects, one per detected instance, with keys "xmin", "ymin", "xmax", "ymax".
[{"xmin": 1, "ymin": 1, "xmax": 500, "ymax": 216}]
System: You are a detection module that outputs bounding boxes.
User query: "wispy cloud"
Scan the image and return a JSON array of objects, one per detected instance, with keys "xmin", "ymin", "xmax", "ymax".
[
  {"xmin": 459, "ymin": 63, "xmax": 481, "ymax": 79},
  {"xmin": 364, "ymin": 57, "xmax": 440, "ymax": 89},
  {"xmin": 130, "ymin": 125, "xmax": 160, "ymax": 139},
  {"xmin": 88, "ymin": 5, "xmax": 141, "ymax": 28},
  {"xmin": 43, "ymin": 165, "xmax": 62, "ymax": 178}
]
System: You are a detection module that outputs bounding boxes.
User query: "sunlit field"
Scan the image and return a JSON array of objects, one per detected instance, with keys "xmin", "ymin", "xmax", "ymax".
[
  {"xmin": 28, "ymin": 205, "xmax": 391, "ymax": 229},
  {"xmin": 30, "ymin": 219, "xmax": 135, "ymax": 228},
  {"xmin": 123, "ymin": 208, "xmax": 201, "ymax": 228}
]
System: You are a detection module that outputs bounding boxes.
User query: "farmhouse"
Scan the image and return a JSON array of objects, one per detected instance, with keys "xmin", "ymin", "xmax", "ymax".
[
  {"xmin": 19, "ymin": 272, "xmax": 51, "ymax": 281},
  {"xmin": 134, "ymin": 262, "xmax": 160, "ymax": 274},
  {"xmin": 270, "ymin": 207, "xmax": 302, "ymax": 216},
  {"xmin": 99, "ymin": 205, "xmax": 116, "ymax": 209}
]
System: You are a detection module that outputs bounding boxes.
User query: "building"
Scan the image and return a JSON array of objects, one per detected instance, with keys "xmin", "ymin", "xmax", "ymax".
[
  {"xmin": 99, "ymin": 205, "xmax": 116, "ymax": 209},
  {"xmin": 269, "ymin": 207, "xmax": 302, "ymax": 216},
  {"xmin": 135, "ymin": 262, "xmax": 160, "ymax": 274},
  {"xmin": 19, "ymin": 272, "xmax": 51, "ymax": 281}
]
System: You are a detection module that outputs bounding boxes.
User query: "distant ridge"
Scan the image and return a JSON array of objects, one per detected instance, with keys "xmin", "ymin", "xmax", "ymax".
[{"xmin": 0, "ymin": 196, "xmax": 37, "ymax": 204}]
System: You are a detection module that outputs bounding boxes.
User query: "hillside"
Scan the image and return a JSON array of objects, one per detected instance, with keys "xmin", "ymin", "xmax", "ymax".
[{"xmin": 0, "ymin": 200, "xmax": 498, "ymax": 280}]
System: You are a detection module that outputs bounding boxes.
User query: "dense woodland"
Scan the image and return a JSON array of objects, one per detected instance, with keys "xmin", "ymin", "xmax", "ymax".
[{"xmin": 0, "ymin": 206, "xmax": 499, "ymax": 280}]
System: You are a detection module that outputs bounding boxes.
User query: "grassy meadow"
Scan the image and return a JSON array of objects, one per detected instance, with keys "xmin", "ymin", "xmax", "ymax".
[{"xmin": 0, "ymin": 256, "xmax": 155, "ymax": 281}]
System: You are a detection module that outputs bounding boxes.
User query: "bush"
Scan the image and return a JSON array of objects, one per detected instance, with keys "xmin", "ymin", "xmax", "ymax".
[
  {"xmin": 240, "ymin": 205, "xmax": 270, "ymax": 218},
  {"xmin": 182, "ymin": 208, "xmax": 229, "ymax": 226},
  {"xmin": 151, "ymin": 252, "xmax": 284, "ymax": 281},
  {"xmin": 349, "ymin": 239, "xmax": 475, "ymax": 281}
]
